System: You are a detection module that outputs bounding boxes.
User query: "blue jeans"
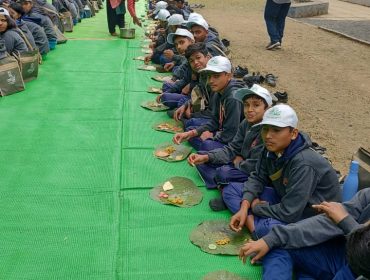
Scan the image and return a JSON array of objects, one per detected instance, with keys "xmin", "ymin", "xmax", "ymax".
[
  {"xmin": 196, "ymin": 163, "xmax": 248, "ymax": 189},
  {"xmin": 184, "ymin": 117, "xmax": 211, "ymax": 130},
  {"xmin": 264, "ymin": 0, "xmax": 291, "ymax": 44},
  {"xmin": 262, "ymin": 238, "xmax": 356, "ymax": 280},
  {"xmin": 160, "ymin": 93, "xmax": 190, "ymax": 109}
]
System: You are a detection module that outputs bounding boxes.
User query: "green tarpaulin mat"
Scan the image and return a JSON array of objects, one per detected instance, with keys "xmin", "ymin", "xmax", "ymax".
[{"xmin": 0, "ymin": 1, "xmax": 262, "ymax": 279}]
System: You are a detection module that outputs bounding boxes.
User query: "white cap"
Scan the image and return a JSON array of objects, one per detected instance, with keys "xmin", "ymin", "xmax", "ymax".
[
  {"xmin": 155, "ymin": 9, "xmax": 170, "ymax": 21},
  {"xmin": 154, "ymin": 1, "xmax": 168, "ymax": 13},
  {"xmin": 186, "ymin": 16, "xmax": 209, "ymax": 31},
  {"xmin": 199, "ymin": 56, "xmax": 232, "ymax": 73},
  {"xmin": 259, "ymin": 104, "xmax": 298, "ymax": 128},
  {"xmin": 187, "ymin": 12, "xmax": 204, "ymax": 21},
  {"xmin": 167, "ymin": 28, "xmax": 194, "ymax": 45},
  {"xmin": 234, "ymin": 84, "xmax": 273, "ymax": 106},
  {"xmin": 167, "ymin": 14, "xmax": 185, "ymax": 26},
  {"xmin": 0, "ymin": 8, "xmax": 10, "ymax": 17}
]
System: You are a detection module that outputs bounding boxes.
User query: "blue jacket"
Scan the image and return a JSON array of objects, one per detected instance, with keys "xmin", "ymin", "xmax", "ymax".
[
  {"xmin": 244, "ymin": 132, "xmax": 342, "ymax": 223},
  {"xmin": 196, "ymin": 79, "xmax": 244, "ymax": 143}
]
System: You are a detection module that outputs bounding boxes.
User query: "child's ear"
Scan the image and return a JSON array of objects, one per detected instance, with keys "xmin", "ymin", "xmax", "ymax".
[{"xmin": 291, "ymin": 128, "xmax": 299, "ymax": 140}]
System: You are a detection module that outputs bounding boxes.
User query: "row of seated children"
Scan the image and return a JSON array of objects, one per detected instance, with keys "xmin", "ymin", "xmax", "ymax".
[
  {"xmin": 144, "ymin": 2, "xmax": 370, "ymax": 279},
  {"xmin": 0, "ymin": 0, "xmax": 95, "ymax": 61}
]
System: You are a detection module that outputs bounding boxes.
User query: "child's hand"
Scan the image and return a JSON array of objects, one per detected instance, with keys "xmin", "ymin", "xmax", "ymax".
[
  {"xmin": 181, "ymin": 84, "xmax": 191, "ymax": 95},
  {"xmin": 163, "ymin": 49, "xmax": 175, "ymax": 60},
  {"xmin": 173, "ymin": 131, "xmax": 193, "ymax": 145},
  {"xmin": 200, "ymin": 131, "xmax": 213, "ymax": 141},
  {"xmin": 144, "ymin": 55, "xmax": 152, "ymax": 65},
  {"xmin": 239, "ymin": 239, "xmax": 270, "ymax": 265},
  {"xmin": 229, "ymin": 200, "xmax": 250, "ymax": 232},
  {"xmin": 164, "ymin": 62, "xmax": 175, "ymax": 72},
  {"xmin": 174, "ymin": 105, "xmax": 186, "ymax": 121},
  {"xmin": 312, "ymin": 202, "xmax": 349, "ymax": 224},
  {"xmin": 233, "ymin": 156, "xmax": 243, "ymax": 166},
  {"xmin": 187, "ymin": 153, "xmax": 209, "ymax": 166}
]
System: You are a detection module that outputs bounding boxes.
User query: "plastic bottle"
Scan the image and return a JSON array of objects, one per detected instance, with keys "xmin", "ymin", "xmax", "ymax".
[{"xmin": 342, "ymin": 161, "xmax": 359, "ymax": 202}]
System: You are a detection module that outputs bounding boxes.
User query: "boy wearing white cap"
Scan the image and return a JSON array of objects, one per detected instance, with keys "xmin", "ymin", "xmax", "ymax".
[
  {"xmin": 187, "ymin": 85, "xmax": 272, "ymax": 212},
  {"xmin": 173, "ymin": 56, "xmax": 245, "ymax": 151},
  {"xmin": 186, "ymin": 15, "xmax": 226, "ymax": 57},
  {"xmin": 229, "ymin": 104, "xmax": 342, "ymax": 242},
  {"xmin": 157, "ymin": 28, "xmax": 195, "ymax": 108}
]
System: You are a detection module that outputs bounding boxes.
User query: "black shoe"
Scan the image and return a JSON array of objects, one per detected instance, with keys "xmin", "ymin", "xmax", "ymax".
[
  {"xmin": 243, "ymin": 72, "xmax": 265, "ymax": 87},
  {"xmin": 209, "ymin": 197, "xmax": 227, "ymax": 212},
  {"xmin": 234, "ymin": 66, "xmax": 249, "ymax": 78},
  {"xmin": 273, "ymin": 91, "xmax": 288, "ymax": 104},
  {"xmin": 221, "ymin": 38, "xmax": 230, "ymax": 48}
]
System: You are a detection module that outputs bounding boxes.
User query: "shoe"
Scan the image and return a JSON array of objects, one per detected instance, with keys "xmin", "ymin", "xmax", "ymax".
[
  {"xmin": 234, "ymin": 65, "xmax": 249, "ymax": 78},
  {"xmin": 110, "ymin": 32, "xmax": 118, "ymax": 36},
  {"xmin": 243, "ymin": 72, "xmax": 265, "ymax": 87},
  {"xmin": 209, "ymin": 197, "xmax": 227, "ymax": 212},
  {"xmin": 221, "ymin": 38, "xmax": 230, "ymax": 48},
  {"xmin": 265, "ymin": 73, "xmax": 277, "ymax": 87},
  {"xmin": 273, "ymin": 91, "xmax": 288, "ymax": 104},
  {"xmin": 265, "ymin": 41, "xmax": 281, "ymax": 50}
]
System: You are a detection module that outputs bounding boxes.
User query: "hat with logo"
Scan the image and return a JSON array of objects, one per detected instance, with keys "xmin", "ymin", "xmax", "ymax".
[
  {"xmin": 186, "ymin": 16, "xmax": 209, "ymax": 31},
  {"xmin": 199, "ymin": 56, "xmax": 232, "ymax": 74},
  {"xmin": 167, "ymin": 28, "xmax": 194, "ymax": 45},
  {"xmin": 155, "ymin": 9, "xmax": 170, "ymax": 21},
  {"xmin": 234, "ymin": 84, "xmax": 273, "ymax": 106},
  {"xmin": 0, "ymin": 7, "xmax": 10, "ymax": 16},
  {"xmin": 154, "ymin": 1, "xmax": 168, "ymax": 14},
  {"xmin": 167, "ymin": 14, "xmax": 185, "ymax": 26},
  {"xmin": 259, "ymin": 104, "xmax": 298, "ymax": 128}
]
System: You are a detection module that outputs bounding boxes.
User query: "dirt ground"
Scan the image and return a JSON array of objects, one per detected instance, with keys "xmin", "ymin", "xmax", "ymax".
[{"xmin": 189, "ymin": 0, "xmax": 370, "ymax": 174}]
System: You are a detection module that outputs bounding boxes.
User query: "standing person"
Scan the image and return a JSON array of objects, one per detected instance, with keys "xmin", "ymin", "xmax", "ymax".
[
  {"xmin": 264, "ymin": 0, "xmax": 291, "ymax": 50},
  {"xmin": 107, "ymin": 0, "xmax": 141, "ymax": 36}
]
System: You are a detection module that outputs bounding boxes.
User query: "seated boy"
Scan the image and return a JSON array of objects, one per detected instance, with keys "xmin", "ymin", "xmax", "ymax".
[
  {"xmin": 168, "ymin": 0, "xmax": 192, "ymax": 19},
  {"xmin": 156, "ymin": 28, "xmax": 195, "ymax": 109},
  {"xmin": 186, "ymin": 14, "xmax": 226, "ymax": 57},
  {"xmin": 239, "ymin": 188, "xmax": 370, "ymax": 280},
  {"xmin": 173, "ymin": 56, "xmax": 244, "ymax": 151},
  {"xmin": 148, "ymin": 13, "xmax": 186, "ymax": 67},
  {"xmin": 173, "ymin": 43, "xmax": 213, "ymax": 128},
  {"xmin": 229, "ymin": 104, "xmax": 342, "ymax": 240},
  {"xmin": 187, "ymin": 85, "xmax": 272, "ymax": 212}
]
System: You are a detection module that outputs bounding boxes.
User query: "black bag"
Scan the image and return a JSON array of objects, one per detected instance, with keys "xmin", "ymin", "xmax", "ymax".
[
  {"xmin": 0, "ymin": 55, "xmax": 25, "ymax": 96},
  {"xmin": 353, "ymin": 147, "xmax": 370, "ymax": 189}
]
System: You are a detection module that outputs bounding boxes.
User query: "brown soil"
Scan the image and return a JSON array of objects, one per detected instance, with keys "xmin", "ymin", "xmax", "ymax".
[{"xmin": 190, "ymin": 0, "xmax": 370, "ymax": 174}]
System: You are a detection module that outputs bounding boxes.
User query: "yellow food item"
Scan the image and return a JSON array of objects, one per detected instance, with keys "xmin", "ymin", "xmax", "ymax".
[
  {"xmin": 167, "ymin": 197, "xmax": 184, "ymax": 205},
  {"xmin": 164, "ymin": 146, "xmax": 176, "ymax": 154},
  {"xmin": 215, "ymin": 237, "xmax": 231, "ymax": 245}
]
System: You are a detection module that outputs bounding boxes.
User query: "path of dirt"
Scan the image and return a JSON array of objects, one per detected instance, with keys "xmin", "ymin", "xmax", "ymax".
[{"xmin": 190, "ymin": 0, "xmax": 370, "ymax": 174}]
